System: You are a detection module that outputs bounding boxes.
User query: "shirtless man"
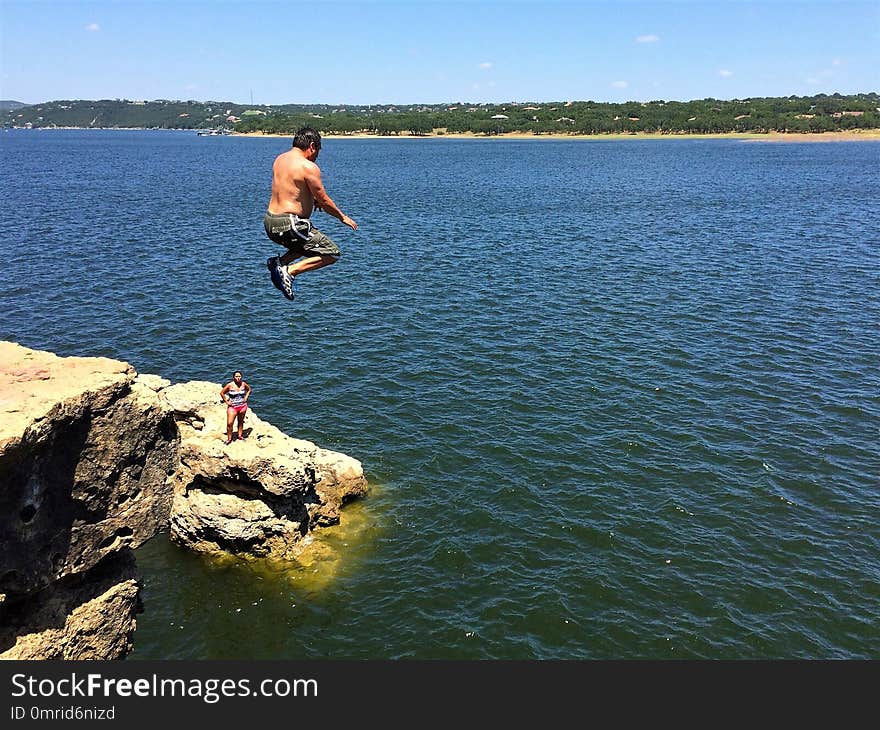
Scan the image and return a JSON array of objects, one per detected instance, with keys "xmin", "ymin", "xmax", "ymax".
[{"xmin": 264, "ymin": 127, "xmax": 358, "ymax": 300}]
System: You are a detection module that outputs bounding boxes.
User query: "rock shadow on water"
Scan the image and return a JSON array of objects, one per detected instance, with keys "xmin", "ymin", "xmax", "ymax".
[{"xmin": 130, "ymin": 491, "xmax": 385, "ymax": 658}]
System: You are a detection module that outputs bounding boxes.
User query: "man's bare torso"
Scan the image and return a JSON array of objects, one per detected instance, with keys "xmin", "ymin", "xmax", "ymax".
[{"xmin": 267, "ymin": 149, "xmax": 316, "ymax": 217}]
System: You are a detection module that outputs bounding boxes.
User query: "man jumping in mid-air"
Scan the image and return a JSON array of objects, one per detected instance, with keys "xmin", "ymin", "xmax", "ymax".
[{"xmin": 264, "ymin": 127, "xmax": 358, "ymax": 301}]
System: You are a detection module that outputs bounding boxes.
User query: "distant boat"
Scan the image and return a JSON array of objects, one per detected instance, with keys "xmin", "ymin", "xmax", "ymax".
[{"xmin": 197, "ymin": 129, "xmax": 231, "ymax": 136}]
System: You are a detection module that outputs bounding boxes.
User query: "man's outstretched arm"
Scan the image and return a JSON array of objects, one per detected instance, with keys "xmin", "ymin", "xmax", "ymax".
[{"xmin": 306, "ymin": 166, "xmax": 358, "ymax": 230}]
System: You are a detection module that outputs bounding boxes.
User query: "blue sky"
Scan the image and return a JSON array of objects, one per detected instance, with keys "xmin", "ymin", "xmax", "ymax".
[{"xmin": 1, "ymin": 1, "xmax": 878, "ymax": 105}]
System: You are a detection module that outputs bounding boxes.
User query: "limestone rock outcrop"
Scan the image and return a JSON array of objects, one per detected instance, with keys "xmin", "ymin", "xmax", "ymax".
[
  {"xmin": 0, "ymin": 343, "xmax": 178, "ymax": 597},
  {"xmin": 163, "ymin": 381, "xmax": 367, "ymax": 560},
  {"xmin": 0, "ymin": 342, "xmax": 368, "ymax": 660},
  {"xmin": 0, "ymin": 342, "xmax": 177, "ymax": 659}
]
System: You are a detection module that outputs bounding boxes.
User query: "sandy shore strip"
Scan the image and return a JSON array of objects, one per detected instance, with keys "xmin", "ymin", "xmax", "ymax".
[{"xmin": 233, "ymin": 129, "xmax": 880, "ymax": 142}]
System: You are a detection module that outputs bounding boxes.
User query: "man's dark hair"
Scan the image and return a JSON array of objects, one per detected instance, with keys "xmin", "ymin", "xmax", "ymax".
[{"xmin": 292, "ymin": 127, "xmax": 322, "ymax": 151}]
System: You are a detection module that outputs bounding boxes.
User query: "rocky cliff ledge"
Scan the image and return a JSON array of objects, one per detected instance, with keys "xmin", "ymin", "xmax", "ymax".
[{"xmin": 0, "ymin": 342, "xmax": 367, "ymax": 659}]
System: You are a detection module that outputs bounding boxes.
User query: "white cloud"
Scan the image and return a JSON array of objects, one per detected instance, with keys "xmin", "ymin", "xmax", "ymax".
[
  {"xmin": 85, "ymin": 23, "xmax": 100, "ymax": 32},
  {"xmin": 478, "ymin": 62, "xmax": 492, "ymax": 70},
  {"xmin": 831, "ymin": 58, "xmax": 842, "ymax": 66},
  {"xmin": 718, "ymin": 69, "xmax": 733, "ymax": 78},
  {"xmin": 611, "ymin": 80, "xmax": 628, "ymax": 89},
  {"xmin": 636, "ymin": 34, "xmax": 659, "ymax": 43}
]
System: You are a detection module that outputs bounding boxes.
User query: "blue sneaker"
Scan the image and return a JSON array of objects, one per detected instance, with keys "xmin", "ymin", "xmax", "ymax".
[
  {"xmin": 266, "ymin": 257, "xmax": 283, "ymax": 292},
  {"xmin": 277, "ymin": 263, "xmax": 295, "ymax": 301}
]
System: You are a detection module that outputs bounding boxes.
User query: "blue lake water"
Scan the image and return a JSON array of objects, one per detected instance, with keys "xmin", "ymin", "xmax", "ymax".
[{"xmin": 1, "ymin": 129, "xmax": 878, "ymax": 658}]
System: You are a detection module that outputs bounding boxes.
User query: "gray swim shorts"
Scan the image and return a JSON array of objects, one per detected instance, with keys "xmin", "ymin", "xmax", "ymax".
[{"xmin": 263, "ymin": 212, "xmax": 342, "ymax": 259}]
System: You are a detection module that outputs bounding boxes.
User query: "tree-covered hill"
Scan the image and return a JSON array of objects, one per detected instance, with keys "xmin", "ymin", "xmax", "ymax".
[
  {"xmin": 3, "ymin": 99, "xmax": 263, "ymax": 129},
  {"xmin": 2, "ymin": 98, "xmax": 436, "ymax": 130},
  {"xmin": 4, "ymin": 93, "xmax": 879, "ymax": 135}
]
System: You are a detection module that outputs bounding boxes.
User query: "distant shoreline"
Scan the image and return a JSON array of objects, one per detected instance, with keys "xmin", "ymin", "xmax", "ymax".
[
  {"xmin": 234, "ymin": 129, "xmax": 880, "ymax": 142},
  {"xmin": 8, "ymin": 127, "xmax": 880, "ymax": 142}
]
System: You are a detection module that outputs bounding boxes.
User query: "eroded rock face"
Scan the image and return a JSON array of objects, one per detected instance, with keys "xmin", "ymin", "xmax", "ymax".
[
  {"xmin": 0, "ymin": 342, "xmax": 369, "ymax": 660},
  {"xmin": 163, "ymin": 381, "xmax": 368, "ymax": 560},
  {"xmin": 0, "ymin": 551, "xmax": 141, "ymax": 660},
  {"xmin": 0, "ymin": 342, "xmax": 179, "ymax": 660},
  {"xmin": 0, "ymin": 342, "xmax": 178, "ymax": 597}
]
